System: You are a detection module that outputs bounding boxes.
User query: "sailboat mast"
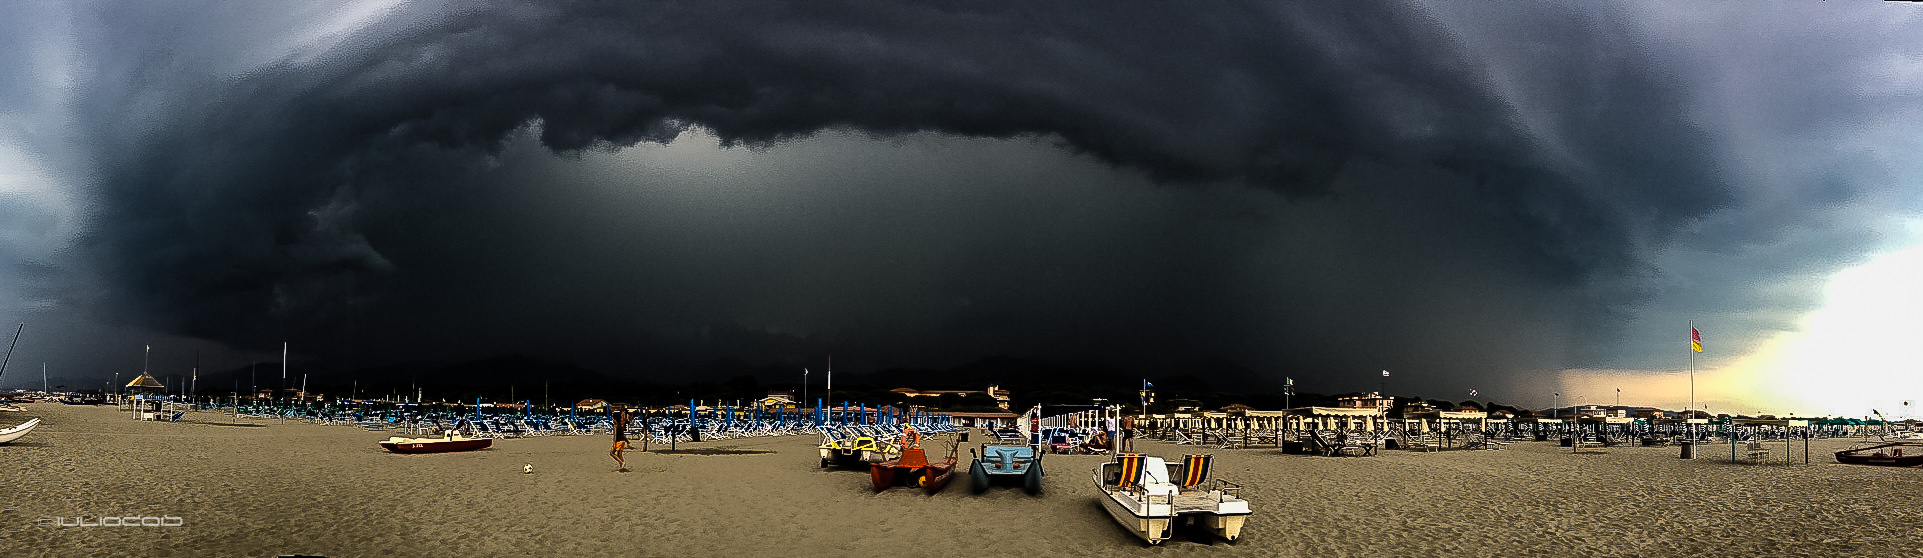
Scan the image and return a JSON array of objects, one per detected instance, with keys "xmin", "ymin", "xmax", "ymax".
[{"xmin": 0, "ymin": 323, "xmax": 22, "ymax": 385}]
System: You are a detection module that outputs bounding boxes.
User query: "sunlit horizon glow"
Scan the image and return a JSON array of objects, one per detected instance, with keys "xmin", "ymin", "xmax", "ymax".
[{"xmin": 1557, "ymin": 228, "xmax": 1923, "ymax": 419}]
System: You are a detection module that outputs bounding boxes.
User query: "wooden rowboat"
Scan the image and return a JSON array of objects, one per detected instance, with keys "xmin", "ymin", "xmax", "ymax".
[{"xmin": 378, "ymin": 433, "xmax": 493, "ymax": 454}]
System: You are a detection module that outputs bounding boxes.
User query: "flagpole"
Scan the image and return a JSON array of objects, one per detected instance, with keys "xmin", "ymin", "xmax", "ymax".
[
  {"xmin": 1688, "ymin": 321, "xmax": 1697, "ymax": 453},
  {"xmin": 1689, "ymin": 321, "xmax": 1695, "ymax": 416}
]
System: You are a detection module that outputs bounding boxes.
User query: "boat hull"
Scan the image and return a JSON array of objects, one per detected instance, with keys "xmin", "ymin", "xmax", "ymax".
[
  {"xmin": 1830, "ymin": 444, "xmax": 1923, "ymax": 465},
  {"xmin": 967, "ymin": 454, "xmax": 1044, "ymax": 495},
  {"xmin": 869, "ymin": 463, "xmax": 901, "ymax": 489},
  {"xmin": 1097, "ymin": 489, "xmax": 1174, "ymax": 544},
  {"xmin": 1204, "ymin": 513, "xmax": 1248, "ymax": 541},
  {"xmin": 0, "ymin": 417, "xmax": 40, "ymax": 444},
  {"xmin": 379, "ymin": 437, "xmax": 493, "ymax": 453},
  {"xmin": 869, "ymin": 461, "xmax": 958, "ymax": 492},
  {"xmin": 922, "ymin": 461, "xmax": 956, "ymax": 494},
  {"xmin": 870, "ymin": 448, "xmax": 958, "ymax": 493},
  {"xmin": 820, "ymin": 436, "xmax": 900, "ymax": 468},
  {"xmin": 1091, "ymin": 458, "xmax": 1249, "ymax": 545}
]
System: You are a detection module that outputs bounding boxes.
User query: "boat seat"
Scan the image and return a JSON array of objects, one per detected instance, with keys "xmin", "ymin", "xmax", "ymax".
[
  {"xmin": 1112, "ymin": 453, "xmax": 1146, "ymax": 487},
  {"xmin": 1177, "ymin": 454, "xmax": 1212, "ymax": 488}
]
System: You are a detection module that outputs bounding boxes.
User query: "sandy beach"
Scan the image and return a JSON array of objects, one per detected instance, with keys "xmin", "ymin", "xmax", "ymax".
[{"xmin": 4, "ymin": 403, "xmax": 1921, "ymax": 557}]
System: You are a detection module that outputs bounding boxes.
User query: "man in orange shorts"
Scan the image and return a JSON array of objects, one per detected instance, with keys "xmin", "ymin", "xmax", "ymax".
[{"xmin": 610, "ymin": 409, "xmax": 632, "ymax": 472}]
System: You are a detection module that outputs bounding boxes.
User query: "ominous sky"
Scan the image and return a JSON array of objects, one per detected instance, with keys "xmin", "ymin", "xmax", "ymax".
[{"xmin": 3, "ymin": 2, "xmax": 1921, "ymax": 408}]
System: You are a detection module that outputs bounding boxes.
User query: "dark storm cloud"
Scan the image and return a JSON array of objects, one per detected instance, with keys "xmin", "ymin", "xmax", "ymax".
[{"xmin": 40, "ymin": 0, "xmax": 1905, "ymax": 391}]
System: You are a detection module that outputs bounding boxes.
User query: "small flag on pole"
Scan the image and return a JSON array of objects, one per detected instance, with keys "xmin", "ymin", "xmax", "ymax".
[{"xmin": 1690, "ymin": 327, "xmax": 1703, "ymax": 353}]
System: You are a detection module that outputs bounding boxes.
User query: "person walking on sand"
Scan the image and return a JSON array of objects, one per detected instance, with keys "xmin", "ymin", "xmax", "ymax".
[
  {"xmin": 611, "ymin": 409, "xmax": 632, "ymax": 472},
  {"xmin": 1121, "ymin": 413, "xmax": 1136, "ymax": 453}
]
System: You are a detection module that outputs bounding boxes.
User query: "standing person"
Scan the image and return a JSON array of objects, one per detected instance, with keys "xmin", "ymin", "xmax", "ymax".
[
  {"xmin": 1121, "ymin": 413, "xmax": 1136, "ymax": 453},
  {"xmin": 610, "ymin": 408, "xmax": 632, "ymax": 472},
  {"xmin": 1106, "ymin": 413, "xmax": 1119, "ymax": 455}
]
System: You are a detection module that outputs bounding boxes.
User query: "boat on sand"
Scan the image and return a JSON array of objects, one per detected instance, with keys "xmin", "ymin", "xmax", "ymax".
[
  {"xmin": 870, "ymin": 428, "xmax": 958, "ymax": 493},
  {"xmin": 1834, "ymin": 442, "xmax": 1923, "ymax": 467},
  {"xmin": 968, "ymin": 442, "xmax": 1041, "ymax": 495},
  {"xmin": 378, "ymin": 432, "xmax": 493, "ymax": 454},
  {"xmin": 0, "ymin": 417, "xmax": 40, "ymax": 444},
  {"xmin": 1092, "ymin": 453, "xmax": 1249, "ymax": 545},
  {"xmin": 818, "ymin": 428, "xmax": 900, "ymax": 468},
  {"xmin": 968, "ymin": 405, "xmax": 1043, "ymax": 495}
]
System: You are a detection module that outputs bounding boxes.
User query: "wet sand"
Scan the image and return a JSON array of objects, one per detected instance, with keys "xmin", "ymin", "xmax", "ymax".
[{"xmin": 4, "ymin": 403, "xmax": 1922, "ymax": 557}]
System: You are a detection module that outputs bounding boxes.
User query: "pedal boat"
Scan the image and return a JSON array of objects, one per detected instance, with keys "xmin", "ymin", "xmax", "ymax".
[{"xmin": 1091, "ymin": 453, "xmax": 1249, "ymax": 544}]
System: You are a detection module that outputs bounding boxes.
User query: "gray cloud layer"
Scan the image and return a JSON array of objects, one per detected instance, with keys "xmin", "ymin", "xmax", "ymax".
[{"xmin": 5, "ymin": 1, "xmax": 1918, "ymax": 394}]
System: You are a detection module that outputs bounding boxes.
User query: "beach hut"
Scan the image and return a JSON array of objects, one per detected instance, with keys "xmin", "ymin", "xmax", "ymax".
[
  {"xmin": 125, "ymin": 373, "xmax": 166, "ymax": 420},
  {"xmin": 1398, "ymin": 410, "xmax": 1486, "ymax": 434},
  {"xmin": 1729, "ymin": 418, "xmax": 1811, "ymax": 465},
  {"xmin": 1518, "ymin": 417, "xmax": 1565, "ymax": 441},
  {"xmin": 1281, "ymin": 407, "xmax": 1385, "ymax": 431}
]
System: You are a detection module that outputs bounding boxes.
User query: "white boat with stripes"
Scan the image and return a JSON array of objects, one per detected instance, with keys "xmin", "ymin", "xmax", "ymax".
[{"xmin": 1090, "ymin": 453, "xmax": 1249, "ymax": 545}]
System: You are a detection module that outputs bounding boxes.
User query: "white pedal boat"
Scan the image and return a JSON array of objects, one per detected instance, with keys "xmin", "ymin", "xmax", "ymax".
[{"xmin": 1091, "ymin": 453, "xmax": 1249, "ymax": 545}]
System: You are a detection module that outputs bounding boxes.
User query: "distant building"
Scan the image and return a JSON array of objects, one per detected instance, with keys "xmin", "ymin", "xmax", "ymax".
[
  {"xmin": 1336, "ymin": 392, "xmax": 1394, "ymax": 411},
  {"xmin": 1632, "ymin": 407, "xmax": 1671, "ymax": 419},
  {"xmin": 888, "ymin": 384, "xmax": 1012, "ymax": 410},
  {"xmin": 1393, "ymin": 400, "xmax": 1437, "ymax": 419},
  {"xmin": 759, "ymin": 390, "xmax": 798, "ymax": 411},
  {"xmin": 254, "ymin": 387, "xmax": 307, "ymax": 400},
  {"xmin": 947, "ymin": 411, "xmax": 1020, "ymax": 428}
]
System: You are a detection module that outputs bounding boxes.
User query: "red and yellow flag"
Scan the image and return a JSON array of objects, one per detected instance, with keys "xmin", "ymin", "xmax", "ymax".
[{"xmin": 1690, "ymin": 327, "xmax": 1703, "ymax": 353}]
